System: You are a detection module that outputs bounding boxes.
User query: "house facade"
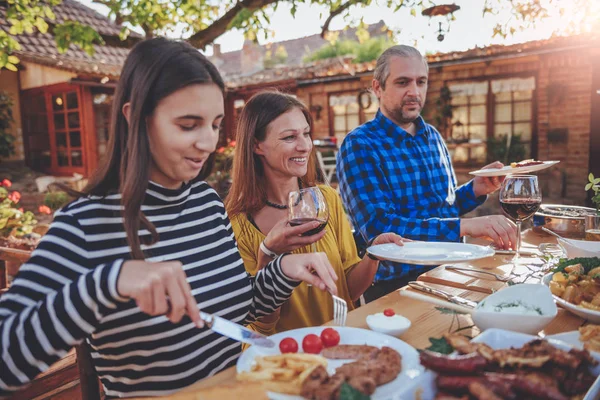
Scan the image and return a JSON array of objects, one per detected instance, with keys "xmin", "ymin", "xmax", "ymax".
[
  {"xmin": 219, "ymin": 34, "xmax": 600, "ymax": 204},
  {"xmin": 0, "ymin": 0, "xmax": 135, "ymax": 177},
  {"xmin": 0, "ymin": 2, "xmax": 598, "ymax": 204}
]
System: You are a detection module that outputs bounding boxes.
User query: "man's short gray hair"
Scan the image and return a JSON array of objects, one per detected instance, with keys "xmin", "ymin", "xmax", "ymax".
[{"xmin": 374, "ymin": 45, "xmax": 429, "ymax": 89}]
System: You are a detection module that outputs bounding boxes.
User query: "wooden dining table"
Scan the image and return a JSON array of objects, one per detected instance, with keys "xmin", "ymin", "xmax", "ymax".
[{"xmin": 132, "ymin": 229, "xmax": 587, "ymax": 400}]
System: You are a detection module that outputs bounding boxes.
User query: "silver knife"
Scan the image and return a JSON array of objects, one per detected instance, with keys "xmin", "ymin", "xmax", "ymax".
[
  {"xmin": 408, "ymin": 281, "xmax": 478, "ymax": 309},
  {"xmin": 200, "ymin": 311, "xmax": 275, "ymax": 348}
]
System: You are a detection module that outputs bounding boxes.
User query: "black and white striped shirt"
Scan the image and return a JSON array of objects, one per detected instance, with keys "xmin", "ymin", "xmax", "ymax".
[{"xmin": 0, "ymin": 180, "xmax": 299, "ymax": 398}]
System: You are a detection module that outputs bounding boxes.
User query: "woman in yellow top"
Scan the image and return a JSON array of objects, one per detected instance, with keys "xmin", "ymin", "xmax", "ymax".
[{"xmin": 225, "ymin": 91, "xmax": 405, "ymax": 334}]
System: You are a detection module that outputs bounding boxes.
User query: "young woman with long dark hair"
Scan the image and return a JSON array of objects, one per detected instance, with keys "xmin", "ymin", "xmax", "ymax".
[{"xmin": 0, "ymin": 38, "xmax": 337, "ymax": 398}]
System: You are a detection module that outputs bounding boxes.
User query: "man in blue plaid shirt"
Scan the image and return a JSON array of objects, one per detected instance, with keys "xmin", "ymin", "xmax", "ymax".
[{"xmin": 337, "ymin": 45, "xmax": 517, "ymax": 302}]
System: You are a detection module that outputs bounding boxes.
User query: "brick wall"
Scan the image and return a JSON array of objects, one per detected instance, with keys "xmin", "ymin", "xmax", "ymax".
[{"xmin": 418, "ymin": 50, "xmax": 592, "ymax": 204}]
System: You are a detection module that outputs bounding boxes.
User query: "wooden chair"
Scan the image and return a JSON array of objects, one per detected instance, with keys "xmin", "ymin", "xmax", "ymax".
[
  {"xmin": 76, "ymin": 342, "xmax": 102, "ymax": 400},
  {"xmin": 0, "ymin": 250, "xmax": 103, "ymax": 399},
  {"xmin": 316, "ymin": 149, "xmax": 338, "ymax": 184}
]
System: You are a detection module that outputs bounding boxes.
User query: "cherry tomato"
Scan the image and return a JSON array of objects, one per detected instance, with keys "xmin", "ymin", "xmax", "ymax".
[
  {"xmin": 279, "ymin": 337, "xmax": 298, "ymax": 353},
  {"xmin": 302, "ymin": 334, "xmax": 323, "ymax": 354},
  {"xmin": 383, "ymin": 308, "xmax": 395, "ymax": 317},
  {"xmin": 320, "ymin": 328, "xmax": 340, "ymax": 348}
]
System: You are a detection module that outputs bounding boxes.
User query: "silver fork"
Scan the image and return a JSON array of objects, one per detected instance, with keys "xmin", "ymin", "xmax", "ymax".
[
  {"xmin": 329, "ymin": 290, "xmax": 347, "ymax": 326},
  {"xmin": 445, "ymin": 266, "xmax": 512, "ymax": 282}
]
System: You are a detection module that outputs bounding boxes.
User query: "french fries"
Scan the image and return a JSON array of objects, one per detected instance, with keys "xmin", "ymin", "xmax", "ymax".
[
  {"xmin": 580, "ymin": 324, "xmax": 600, "ymax": 353},
  {"xmin": 237, "ymin": 353, "xmax": 327, "ymax": 395}
]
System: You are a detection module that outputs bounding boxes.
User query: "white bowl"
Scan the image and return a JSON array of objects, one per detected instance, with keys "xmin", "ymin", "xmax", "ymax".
[
  {"xmin": 558, "ymin": 238, "xmax": 600, "ymax": 258},
  {"xmin": 366, "ymin": 313, "xmax": 411, "ymax": 337},
  {"xmin": 472, "ymin": 284, "xmax": 557, "ymax": 335}
]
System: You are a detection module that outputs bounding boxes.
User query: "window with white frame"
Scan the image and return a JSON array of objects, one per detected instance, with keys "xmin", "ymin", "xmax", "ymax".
[{"xmin": 447, "ymin": 77, "xmax": 535, "ymax": 165}]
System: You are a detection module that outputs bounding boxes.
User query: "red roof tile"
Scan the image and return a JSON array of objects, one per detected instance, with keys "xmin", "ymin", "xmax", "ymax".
[
  {"xmin": 0, "ymin": 0, "xmax": 136, "ymax": 78},
  {"xmin": 212, "ymin": 20, "xmax": 388, "ymax": 77},
  {"xmin": 226, "ymin": 33, "xmax": 600, "ymax": 88}
]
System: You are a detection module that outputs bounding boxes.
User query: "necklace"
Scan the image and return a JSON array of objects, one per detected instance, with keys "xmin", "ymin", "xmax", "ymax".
[{"xmin": 265, "ymin": 180, "xmax": 303, "ymax": 209}]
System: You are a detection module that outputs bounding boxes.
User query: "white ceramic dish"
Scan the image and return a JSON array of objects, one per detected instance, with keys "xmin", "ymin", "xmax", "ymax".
[
  {"xmin": 237, "ymin": 326, "xmax": 425, "ymax": 400},
  {"xmin": 367, "ymin": 242, "xmax": 494, "ymax": 266},
  {"xmin": 473, "ymin": 284, "xmax": 557, "ymax": 335},
  {"xmin": 542, "ymin": 272, "xmax": 600, "ymax": 323},
  {"xmin": 366, "ymin": 312, "xmax": 411, "ymax": 337},
  {"xmin": 469, "ymin": 160, "xmax": 560, "ymax": 177},
  {"xmin": 558, "ymin": 237, "xmax": 600, "ymax": 258},
  {"xmin": 547, "ymin": 330, "xmax": 600, "ymax": 356},
  {"xmin": 414, "ymin": 328, "xmax": 600, "ymax": 400}
]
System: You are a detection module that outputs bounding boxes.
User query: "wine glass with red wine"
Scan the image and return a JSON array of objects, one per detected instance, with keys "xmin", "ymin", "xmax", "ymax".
[
  {"xmin": 499, "ymin": 174, "xmax": 542, "ymax": 261},
  {"xmin": 288, "ymin": 187, "xmax": 329, "ymax": 253}
]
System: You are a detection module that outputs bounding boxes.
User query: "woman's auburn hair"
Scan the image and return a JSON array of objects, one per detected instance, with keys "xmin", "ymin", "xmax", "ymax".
[{"xmin": 225, "ymin": 91, "xmax": 321, "ymax": 217}]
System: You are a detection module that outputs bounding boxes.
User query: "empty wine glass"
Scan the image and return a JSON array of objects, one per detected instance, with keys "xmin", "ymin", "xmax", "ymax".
[
  {"xmin": 499, "ymin": 175, "xmax": 542, "ymax": 262},
  {"xmin": 288, "ymin": 187, "xmax": 329, "ymax": 255}
]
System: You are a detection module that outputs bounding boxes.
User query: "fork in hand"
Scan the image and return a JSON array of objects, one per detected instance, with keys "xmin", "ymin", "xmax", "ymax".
[{"xmin": 329, "ymin": 290, "xmax": 347, "ymax": 326}]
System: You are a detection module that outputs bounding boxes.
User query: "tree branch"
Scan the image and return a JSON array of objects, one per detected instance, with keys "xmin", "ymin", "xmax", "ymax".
[
  {"xmin": 187, "ymin": 0, "xmax": 278, "ymax": 49},
  {"xmin": 92, "ymin": 0, "xmax": 124, "ymax": 28},
  {"xmin": 320, "ymin": 0, "xmax": 356, "ymax": 39}
]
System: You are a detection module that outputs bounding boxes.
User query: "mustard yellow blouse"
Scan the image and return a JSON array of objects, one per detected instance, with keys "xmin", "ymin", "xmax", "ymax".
[{"xmin": 230, "ymin": 185, "xmax": 361, "ymax": 335}]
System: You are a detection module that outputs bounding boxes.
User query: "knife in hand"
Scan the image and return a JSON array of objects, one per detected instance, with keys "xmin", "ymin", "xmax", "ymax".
[{"xmin": 200, "ymin": 311, "xmax": 275, "ymax": 348}]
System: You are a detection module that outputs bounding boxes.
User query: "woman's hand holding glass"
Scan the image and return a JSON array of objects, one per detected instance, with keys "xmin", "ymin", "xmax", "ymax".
[{"xmin": 263, "ymin": 217, "xmax": 327, "ymax": 255}]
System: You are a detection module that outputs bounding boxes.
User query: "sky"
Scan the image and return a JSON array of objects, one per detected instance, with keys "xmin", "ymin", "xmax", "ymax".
[{"xmin": 79, "ymin": 0, "xmax": 597, "ymax": 56}]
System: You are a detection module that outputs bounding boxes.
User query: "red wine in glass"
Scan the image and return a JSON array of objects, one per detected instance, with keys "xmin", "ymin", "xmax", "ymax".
[
  {"xmin": 498, "ymin": 174, "xmax": 542, "ymax": 262},
  {"xmin": 500, "ymin": 199, "xmax": 542, "ymax": 221},
  {"xmin": 289, "ymin": 217, "xmax": 328, "ymax": 236}
]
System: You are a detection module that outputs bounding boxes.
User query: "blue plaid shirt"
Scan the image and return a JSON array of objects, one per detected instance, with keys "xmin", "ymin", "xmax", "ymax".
[{"xmin": 337, "ymin": 111, "xmax": 486, "ymax": 282}]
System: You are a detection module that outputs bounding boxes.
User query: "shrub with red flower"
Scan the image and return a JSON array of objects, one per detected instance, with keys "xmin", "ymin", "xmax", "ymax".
[
  {"xmin": 38, "ymin": 205, "xmax": 52, "ymax": 215},
  {"xmin": 207, "ymin": 139, "xmax": 236, "ymax": 198},
  {"xmin": 0, "ymin": 181, "xmax": 37, "ymax": 238}
]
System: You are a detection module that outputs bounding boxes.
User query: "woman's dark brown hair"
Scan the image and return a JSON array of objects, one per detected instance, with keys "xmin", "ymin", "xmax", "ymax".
[
  {"xmin": 225, "ymin": 91, "xmax": 320, "ymax": 217},
  {"xmin": 77, "ymin": 37, "xmax": 225, "ymax": 259}
]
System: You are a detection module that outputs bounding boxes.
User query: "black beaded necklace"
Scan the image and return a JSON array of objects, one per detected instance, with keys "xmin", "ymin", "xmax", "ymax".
[{"xmin": 265, "ymin": 179, "xmax": 303, "ymax": 209}]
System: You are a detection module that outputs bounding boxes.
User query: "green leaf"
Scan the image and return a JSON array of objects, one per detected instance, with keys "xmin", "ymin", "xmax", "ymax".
[
  {"xmin": 587, "ymin": 183, "xmax": 594, "ymax": 191},
  {"xmin": 410, "ymin": 8, "xmax": 416, "ymax": 16},
  {"xmin": 435, "ymin": 306, "xmax": 468, "ymax": 315},
  {"xmin": 590, "ymin": 173, "xmax": 595, "ymax": 182},
  {"xmin": 425, "ymin": 336, "xmax": 454, "ymax": 355},
  {"xmin": 339, "ymin": 382, "xmax": 370, "ymax": 400},
  {"xmin": 5, "ymin": 63, "xmax": 17, "ymax": 72},
  {"xmin": 7, "ymin": 55, "xmax": 19, "ymax": 64}
]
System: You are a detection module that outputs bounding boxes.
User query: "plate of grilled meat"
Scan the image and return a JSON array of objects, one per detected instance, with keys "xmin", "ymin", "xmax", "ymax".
[
  {"xmin": 417, "ymin": 329, "xmax": 600, "ymax": 400},
  {"xmin": 236, "ymin": 326, "xmax": 425, "ymax": 399}
]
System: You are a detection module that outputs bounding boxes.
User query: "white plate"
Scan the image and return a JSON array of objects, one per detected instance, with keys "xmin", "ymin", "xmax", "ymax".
[
  {"xmin": 542, "ymin": 273, "xmax": 600, "ymax": 323},
  {"xmin": 237, "ymin": 326, "xmax": 425, "ymax": 400},
  {"xmin": 367, "ymin": 242, "xmax": 495, "ymax": 265},
  {"xmin": 469, "ymin": 160, "xmax": 560, "ymax": 177},
  {"xmin": 546, "ymin": 330, "xmax": 600, "ymax": 356},
  {"xmin": 414, "ymin": 328, "xmax": 600, "ymax": 400}
]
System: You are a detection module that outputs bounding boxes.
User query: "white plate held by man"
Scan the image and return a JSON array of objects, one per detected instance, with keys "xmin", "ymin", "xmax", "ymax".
[{"xmin": 367, "ymin": 242, "xmax": 495, "ymax": 265}]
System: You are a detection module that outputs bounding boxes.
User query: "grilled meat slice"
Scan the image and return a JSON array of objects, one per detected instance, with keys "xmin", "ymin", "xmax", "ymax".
[
  {"xmin": 346, "ymin": 376, "xmax": 377, "ymax": 395},
  {"xmin": 420, "ymin": 351, "xmax": 489, "ymax": 374},
  {"xmin": 321, "ymin": 345, "xmax": 379, "ymax": 360},
  {"xmin": 468, "ymin": 381, "xmax": 503, "ymax": 400},
  {"xmin": 444, "ymin": 333, "xmax": 495, "ymax": 361}
]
